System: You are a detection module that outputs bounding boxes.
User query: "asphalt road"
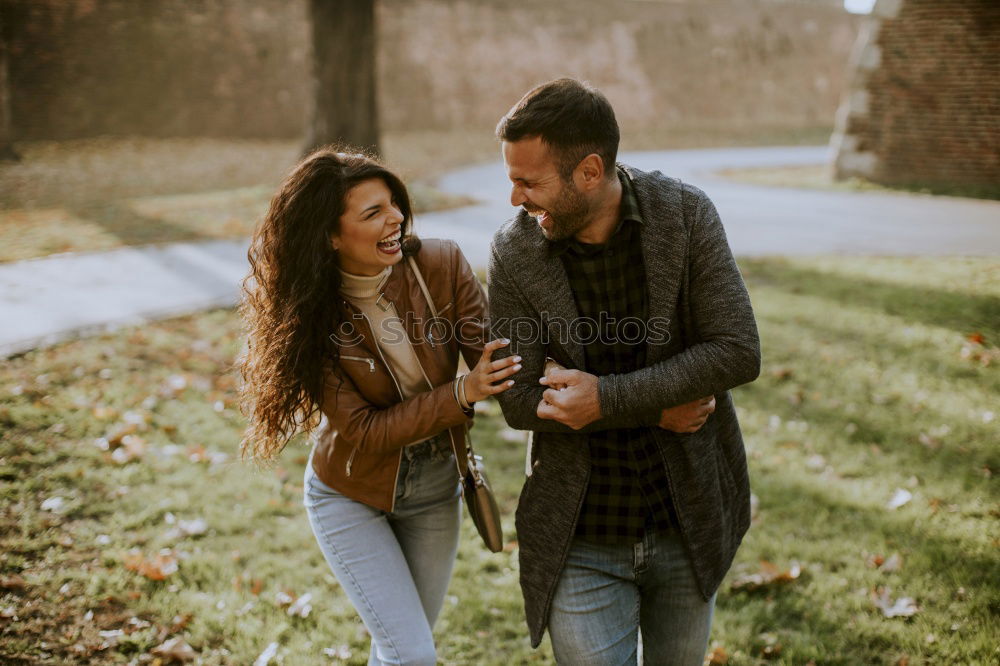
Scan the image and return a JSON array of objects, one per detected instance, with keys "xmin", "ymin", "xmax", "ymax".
[
  {"xmin": 417, "ymin": 146, "xmax": 1000, "ymax": 268},
  {"xmin": 2, "ymin": 146, "xmax": 996, "ymax": 357}
]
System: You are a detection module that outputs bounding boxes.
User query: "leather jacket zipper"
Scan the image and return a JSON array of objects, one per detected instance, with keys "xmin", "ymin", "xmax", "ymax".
[
  {"xmin": 339, "ymin": 354, "xmax": 375, "ymax": 476},
  {"xmin": 341, "ymin": 354, "xmax": 375, "ymax": 372},
  {"xmin": 342, "ymin": 311, "xmax": 409, "ymax": 514}
]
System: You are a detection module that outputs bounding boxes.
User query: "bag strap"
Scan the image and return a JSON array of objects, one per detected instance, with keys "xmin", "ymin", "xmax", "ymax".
[{"xmin": 406, "ymin": 255, "xmax": 480, "ymax": 478}]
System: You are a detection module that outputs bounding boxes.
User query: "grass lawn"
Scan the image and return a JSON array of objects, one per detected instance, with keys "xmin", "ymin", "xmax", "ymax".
[
  {"xmin": 0, "ymin": 134, "xmax": 483, "ymax": 264},
  {"xmin": 2, "ymin": 256, "xmax": 997, "ymax": 665}
]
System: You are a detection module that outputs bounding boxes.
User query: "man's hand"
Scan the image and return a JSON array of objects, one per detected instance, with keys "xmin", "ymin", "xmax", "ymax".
[
  {"xmin": 658, "ymin": 396, "xmax": 716, "ymax": 433},
  {"xmin": 536, "ymin": 367, "xmax": 601, "ymax": 430}
]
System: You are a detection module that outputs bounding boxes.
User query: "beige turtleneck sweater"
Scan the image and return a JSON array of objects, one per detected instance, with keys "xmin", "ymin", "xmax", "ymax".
[{"xmin": 339, "ymin": 266, "xmax": 430, "ymax": 399}]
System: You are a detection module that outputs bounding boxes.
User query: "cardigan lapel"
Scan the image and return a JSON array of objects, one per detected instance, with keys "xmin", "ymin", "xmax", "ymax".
[
  {"xmin": 507, "ymin": 215, "xmax": 587, "ymax": 370},
  {"xmin": 625, "ymin": 166, "xmax": 689, "ymax": 367}
]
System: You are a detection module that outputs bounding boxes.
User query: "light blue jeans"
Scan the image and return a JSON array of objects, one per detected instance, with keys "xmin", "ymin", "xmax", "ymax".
[
  {"xmin": 303, "ymin": 435, "xmax": 461, "ymax": 666},
  {"xmin": 548, "ymin": 529, "xmax": 716, "ymax": 666}
]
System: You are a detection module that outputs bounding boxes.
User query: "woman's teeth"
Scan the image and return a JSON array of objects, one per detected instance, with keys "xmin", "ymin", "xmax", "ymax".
[{"xmin": 377, "ymin": 231, "xmax": 401, "ymax": 252}]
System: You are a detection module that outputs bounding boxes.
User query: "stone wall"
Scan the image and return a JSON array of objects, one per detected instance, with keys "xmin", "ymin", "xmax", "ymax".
[
  {"xmin": 5, "ymin": 0, "xmax": 858, "ymax": 141},
  {"xmin": 5, "ymin": 0, "xmax": 311, "ymax": 140},
  {"xmin": 832, "ymin": 0, "xmax": 1000, "ymax": 190}
]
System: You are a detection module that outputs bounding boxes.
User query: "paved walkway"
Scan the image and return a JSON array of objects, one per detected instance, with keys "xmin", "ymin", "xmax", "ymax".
[
  {"xmin": 2, "ymin": 146, "xmax": 998, "ymax": 358},
  {"xmin": 421, "ymin": 146, "xmax": 1000, "ymax": 267}
]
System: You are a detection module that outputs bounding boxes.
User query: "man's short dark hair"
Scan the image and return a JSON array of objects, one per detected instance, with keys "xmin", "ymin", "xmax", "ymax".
[{"xmin": 496, "ymin": 78, "xmax": 620, "ymax": 180}]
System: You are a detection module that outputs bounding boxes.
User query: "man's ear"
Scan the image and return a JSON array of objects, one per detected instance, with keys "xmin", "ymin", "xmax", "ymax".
[{"xmin": 575, "ymin": 153, "xmax": 605, "ymax": 191}]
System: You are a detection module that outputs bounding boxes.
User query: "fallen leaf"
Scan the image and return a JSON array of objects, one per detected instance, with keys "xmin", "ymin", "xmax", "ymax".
[
  {"xmin": 886, "ymin": 488, "xmax": 913, "ymax": 510},
  {"xmin": 0, "ymin": 576, "xmax": 26, "ymax": 591},
  {"xmin": 162, "ymin": 375, "xmax": 189, "ymax": 398},
  {"xmin": 156, "ymin": 613, "xmax": 193, "ymax": 642},
  {"xmin": 872, "ymin": 587, "xmax": 919, "ymax": 618},
  {"xmin": 41, "ymin": 496, "xmax": 66, "ymax": 513},
  {"xmin": 731, "ymin": 560, "xmax": 801, "ymax": 592},
  {"xmin": 92, "ymin": 406, "xmax": 118, "ymax": 420},
  {"xmin": 757, "ymin": 632, "xmax": 782, "ymax": 659},
  {"xmin": 287, "ymin": 592, "xmax": 312, "ymax": 618},
  {"xmin": 105, "ymin": 422, "xmax": 139, "ymax": 447},
  {"xmin": 163, "ymin": 518, "xmax": 208, "ymax": 542},
  {"xmin": 880, "ymin": 553, "xmax": 903, "ymax": 573},
  {"xmin": 805, "ymin": 454, "xmax": 826, "ymax": 470},
  {"xmin": 186, "ymin": 444, "xmax": 228, "ymax": 465},
  {"xmin": 150, "ymin": 636, "xmax": 197, "ymax": 662},
  {"xmin": 707, "ymin": 645, "xmax": 728, "ymax": 664},
  {"xmin": 323, "ymin": 644, "xmax": 353, "ymax": 660},
  {"xmin": 770, "ymin": 366, "xmax": 793, "ymax": 380},
  {"xmin": 253, "ymin": 642, "xmax": 279, "ymax": 666},
  {"xmin": 125, "ymin": 616, "xmax": 151, "ymax": 632},
  {"xmin": 110, "ymin": 435, "xmax": 146, "ymax": 464},
  {"xmin": 959, "ymin": 335, "xmax": 999, "ymax": 366},
  {"xmin": 99, "ymin": 628, "xmax": 125, "ymax": 650},
  {"xmin": 122, "ymin": 549, "xmax": 179, "ymax": 580},
  {"xmin": 866, "ymin": 553, "xmax": 885, "ymax": 568},
  {"xmin": 186, "ymin": 444, "xmax": 208, "ymax": 462}
]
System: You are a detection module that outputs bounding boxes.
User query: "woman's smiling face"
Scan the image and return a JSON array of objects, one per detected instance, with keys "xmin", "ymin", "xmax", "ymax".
[{"xmin": 331, "ymin": 178, "xmax": 405, "ymax": 276}]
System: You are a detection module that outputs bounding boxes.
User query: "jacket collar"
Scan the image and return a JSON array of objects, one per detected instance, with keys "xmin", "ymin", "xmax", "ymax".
[
  {"xmin": 505, "ymin": 165, "xmax": 687, "ymax": 369},
  {"xmin": 336, "ymin": 256, "xmax": 447, "ymax": 384}
]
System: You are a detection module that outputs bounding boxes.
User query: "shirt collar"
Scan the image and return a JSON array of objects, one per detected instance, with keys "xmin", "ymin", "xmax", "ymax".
[{"xmin": 547, "ymin": 166, "xmax": 644, "ymax": 258}]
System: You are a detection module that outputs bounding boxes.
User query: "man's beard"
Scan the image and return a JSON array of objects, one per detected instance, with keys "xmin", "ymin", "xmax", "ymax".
[{"xmin": 525, "ymin": 180, "xmax": 591, "ymax": 241}]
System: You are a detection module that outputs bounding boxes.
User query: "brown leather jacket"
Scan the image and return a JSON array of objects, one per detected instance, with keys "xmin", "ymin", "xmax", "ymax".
[{"xmin": 310, "ymin": 239, "xmax": 487, "ymax": 511}]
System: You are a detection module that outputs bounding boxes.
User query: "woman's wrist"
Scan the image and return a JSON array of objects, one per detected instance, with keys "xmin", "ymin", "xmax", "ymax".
[
  {"xmin": 454, "ymin": 375, "xmax": 473, "ymax": 412},
  {"xmin": 459, "ymin": 373, "xmax": 473, "ymax": 410}
]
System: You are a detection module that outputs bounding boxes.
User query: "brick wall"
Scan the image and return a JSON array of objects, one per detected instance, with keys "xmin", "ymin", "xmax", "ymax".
[
  {"xmin": 5, "ymin": 0, "xmax": 858, "ymax": 141},
  {"xmin": 832, "ymin": 0, "xmax": 1000, "ymax": 190}
]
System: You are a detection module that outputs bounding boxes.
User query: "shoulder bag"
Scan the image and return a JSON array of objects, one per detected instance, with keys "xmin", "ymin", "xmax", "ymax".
[{"xmin": 407, "ymin": 255, "xmax": 504, "ymax": 553}]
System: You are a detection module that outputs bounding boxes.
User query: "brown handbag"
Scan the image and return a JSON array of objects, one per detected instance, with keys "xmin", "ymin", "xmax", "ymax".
[{"xmin": 407, "ymin": 256, "xmax": 504, "ymax": 553}]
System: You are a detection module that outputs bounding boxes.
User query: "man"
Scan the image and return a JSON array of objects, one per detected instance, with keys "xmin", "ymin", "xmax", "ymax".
[{"xmin": 487, "ymin": 78, "xmax": 760, "ymax": 664}]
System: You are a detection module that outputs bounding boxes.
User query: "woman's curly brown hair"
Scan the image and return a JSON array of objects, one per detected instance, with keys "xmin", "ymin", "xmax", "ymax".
[{"xmin": 238, "ymin": 147, "xmax": 416, "ymax": 462}]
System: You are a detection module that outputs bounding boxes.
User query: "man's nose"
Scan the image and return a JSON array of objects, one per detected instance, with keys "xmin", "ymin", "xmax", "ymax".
[{"xmin": 510, "ymin": 184, "xmax": 526, "ymax": 208}]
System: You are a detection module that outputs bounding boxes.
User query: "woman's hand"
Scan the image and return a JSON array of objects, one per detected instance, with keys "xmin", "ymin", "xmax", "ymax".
[
  {"xmin": 463, "ymin": 338, "xmax": 521, "ymax": 403},
  {"xmin": 658, "ymin": 396, "xmax": 716, "ymax": 433}
]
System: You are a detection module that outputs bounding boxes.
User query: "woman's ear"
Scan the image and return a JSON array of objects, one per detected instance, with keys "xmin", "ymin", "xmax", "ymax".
[{"xmin": 330, "ymin": 235, "xmax": 340, "ymax": 251}]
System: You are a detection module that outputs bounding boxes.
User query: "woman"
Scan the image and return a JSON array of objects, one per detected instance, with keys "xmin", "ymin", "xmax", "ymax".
[{"xmin": 239, "ymin": 148, "xmax": 520, "ymax": 665}]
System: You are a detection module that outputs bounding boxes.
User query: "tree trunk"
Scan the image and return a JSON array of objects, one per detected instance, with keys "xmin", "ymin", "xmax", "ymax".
[
  {"xmin": 303, "ymin": 0, "xmax": 379, "ymax": 157},
  {"xmin": 0, "ymin": 4, "xmax": 19, "ymax": 161}
]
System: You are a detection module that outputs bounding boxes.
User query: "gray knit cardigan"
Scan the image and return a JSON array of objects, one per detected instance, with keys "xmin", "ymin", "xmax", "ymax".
[{"xmin": 487, "ymin": 165, "xmax": 761, "ymax": 648}]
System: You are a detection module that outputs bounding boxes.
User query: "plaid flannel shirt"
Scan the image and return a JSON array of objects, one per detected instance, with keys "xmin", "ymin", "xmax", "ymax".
[{"xmin": 549, "ymin": 168, "xmax": 676, "ymax": 543}]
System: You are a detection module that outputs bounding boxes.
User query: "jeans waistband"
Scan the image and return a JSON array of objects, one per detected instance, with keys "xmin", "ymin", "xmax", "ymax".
[{"xmin": 403, "ymin": 432, "xmax": 452, "ymax": 462}]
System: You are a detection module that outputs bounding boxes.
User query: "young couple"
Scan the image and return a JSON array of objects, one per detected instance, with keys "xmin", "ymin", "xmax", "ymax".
[{"xmin": 240, "ymin": 78, "xmax": 760, "ymax": 665}]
